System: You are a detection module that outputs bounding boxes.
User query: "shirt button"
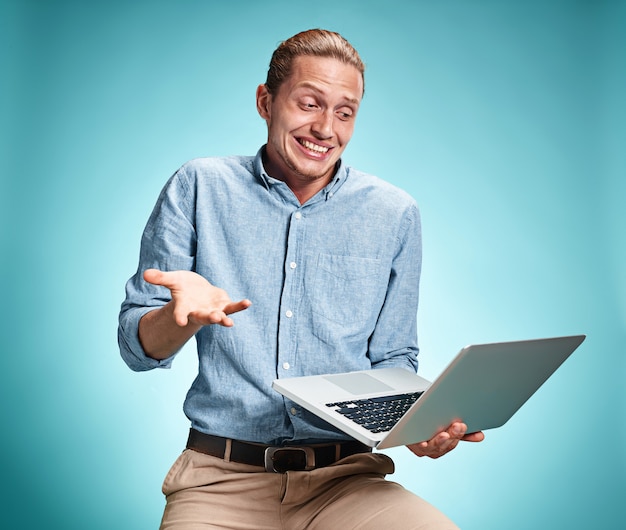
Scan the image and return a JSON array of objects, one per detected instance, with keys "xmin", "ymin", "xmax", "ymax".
[
  {"xmin": 285, "ymin": 310, "xmax": 293, "ymax": 318},
  {"xmin": 282, "ymin": 362, "xmax": 290, "ymax": 370},
  {"xmin": 289, "ymin": 262, "xmax": 297, "ymax": 269},
  {"xmin": 295, "ymin": 212, "xmax": 302, "ymax": 220},
  {"xmin": 290, "ymin": 407, "xmax": 297, "ymax": 416}
]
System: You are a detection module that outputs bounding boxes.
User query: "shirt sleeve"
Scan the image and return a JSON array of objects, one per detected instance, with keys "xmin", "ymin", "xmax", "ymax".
[
  {"xmin": 117, "ymin": 167, "xmax": 197, "ymax": 372},
  {"xmin": 368, "ymin": 202, "xmax": 422, "ymax": 373}
]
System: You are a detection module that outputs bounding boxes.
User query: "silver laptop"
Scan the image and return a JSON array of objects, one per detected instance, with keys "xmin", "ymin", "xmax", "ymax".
[{"xmin": 272, "ymin": 335, "xmax": 585, "ymax": 449}]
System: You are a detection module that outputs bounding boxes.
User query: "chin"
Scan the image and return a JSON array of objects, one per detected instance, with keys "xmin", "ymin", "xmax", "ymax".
[{"xmin": 299, "ymin": 166, "xmax": 334, "ymax": 182}]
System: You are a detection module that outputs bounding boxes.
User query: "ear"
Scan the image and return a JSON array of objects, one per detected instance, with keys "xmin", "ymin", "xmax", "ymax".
[{"xmin": 256, "ymin": 84, "xmax": 271, "ymax": 121}]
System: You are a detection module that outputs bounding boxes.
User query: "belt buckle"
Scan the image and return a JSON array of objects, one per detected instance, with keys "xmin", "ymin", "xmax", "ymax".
[{"xmin": 264, "ymin": 446, "xmax": 316, "ymax": 473}]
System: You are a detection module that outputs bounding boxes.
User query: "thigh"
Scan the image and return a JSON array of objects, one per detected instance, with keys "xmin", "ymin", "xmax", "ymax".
[
  {"xmin": 159, "ymin": 450, "xmax": 285, "ymax": 530},
  {"xmin": 308, "ymin": 477, "xmax": 459, "ymax": 530},
  {"xmin": 285, "ymin": 453, "xmax": 459, "ymax": 530}
]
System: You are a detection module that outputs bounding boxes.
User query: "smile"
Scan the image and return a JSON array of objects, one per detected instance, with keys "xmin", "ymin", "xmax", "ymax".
[{"xmin": 298, "ymin": 138, "xmax": 331, "ymax": 154}]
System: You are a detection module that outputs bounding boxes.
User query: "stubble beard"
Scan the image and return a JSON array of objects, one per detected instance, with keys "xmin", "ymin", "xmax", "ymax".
[
  {"xmin": 284, "ymin": 156, "xmax": 326, "ymax": 182},
  {"xmin": 279, "ymin": 143, "xmax": 335, "ymax": 184}
]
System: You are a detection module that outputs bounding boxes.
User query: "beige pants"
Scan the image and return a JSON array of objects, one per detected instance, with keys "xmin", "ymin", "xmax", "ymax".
[{"xmin": 159, "ymin": 449, "xmax": 459, "ymax": 530}]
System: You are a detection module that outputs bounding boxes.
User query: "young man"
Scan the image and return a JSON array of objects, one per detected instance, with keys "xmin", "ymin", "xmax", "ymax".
[{"xmin": 119, "ymin": 29, "xmax": 483, "ymax": 529}]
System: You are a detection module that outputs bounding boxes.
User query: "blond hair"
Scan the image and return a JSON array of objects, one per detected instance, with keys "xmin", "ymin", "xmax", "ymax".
[{"xmin": 265, "ymin": 29, "xmax": 365, "ymax": 95}]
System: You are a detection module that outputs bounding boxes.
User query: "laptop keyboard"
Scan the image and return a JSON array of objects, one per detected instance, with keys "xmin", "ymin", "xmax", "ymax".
[{"xmin": 325, "ymin": 392, "xmax": 424, "ymax": 433}]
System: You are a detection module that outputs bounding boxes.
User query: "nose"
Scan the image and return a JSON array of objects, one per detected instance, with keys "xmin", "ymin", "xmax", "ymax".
[{"xmin": 311, "ymin": 109, "xmax": 333, "ymax": 139}]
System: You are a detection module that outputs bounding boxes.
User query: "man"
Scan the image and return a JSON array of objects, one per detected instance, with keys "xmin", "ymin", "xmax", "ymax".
[{"xmin": 119, "ymin": 29, "xmax": 483, "ymax": 529}]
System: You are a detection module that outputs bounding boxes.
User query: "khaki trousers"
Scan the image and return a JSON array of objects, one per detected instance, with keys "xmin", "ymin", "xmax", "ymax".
[{"xmin": 159, "ymin": 449, "xmax": 459, "ymax": 530}]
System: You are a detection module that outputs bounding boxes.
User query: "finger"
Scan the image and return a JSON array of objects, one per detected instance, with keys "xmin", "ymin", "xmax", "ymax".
[
  {"xmin": 223, "ymin": 299, "xmax": 252, "ymax": 315},
  {"xmin": 170, "ymin": 296, "xmax": 191, "ymax": 328},
  {"xmin": 462, "ymin": 431, "xmax": 485, "ymax": 443},
  {"xmin": 188, "ymin": 310, "xmax": 233, "ymax": 327},
  {"xmin": 434, "ymin": 432, "xmax": 457, "ymax": 452},
  {"xmin": 433, "ymin": 431, "xmax": 451, "ymax": 446},
  {"xmin": 143, "ymin": 268, "xmax": 170, "ymax": 287},
  {"xmin": 406, "ymin": 443, "xmax": 427, "ymax": 457},
  {"xmin": 448, "ymin": 422, "xmax": 468, "ymax": 440},
  {"xmin": 172, "ymin": 304, "xmax": 190, "ymax": 327},
  {"xmin": 410, "ymin": 433, "xmax": 449, "ymax": 458},
  {"xmin": 207, "ymin": 310, "xmax": 234, "ymax": 327},
  {"xmin": 408, "ymin": 429, "xmax": 448, "ymax": 453}
]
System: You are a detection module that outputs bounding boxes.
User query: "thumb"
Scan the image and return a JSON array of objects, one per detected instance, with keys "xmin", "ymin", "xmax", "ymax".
[{"xmin": 143, "ymin": 268, "xmax": 169, "ymax": 286}]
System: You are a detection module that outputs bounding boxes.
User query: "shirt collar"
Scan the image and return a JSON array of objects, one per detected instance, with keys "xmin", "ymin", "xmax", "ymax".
[
  {"xmin": 254, "ymin": 145, "xmax": 346, "ymax": 202},
  {"xmin": 254, "ymin": 146, "xmax": 273, "ymax": 191}
]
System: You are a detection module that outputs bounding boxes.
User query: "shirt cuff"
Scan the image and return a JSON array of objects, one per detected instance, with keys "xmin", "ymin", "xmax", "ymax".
[{"xmin": 118, "ymin": 307, "xmax": 175, "ymax": 371}]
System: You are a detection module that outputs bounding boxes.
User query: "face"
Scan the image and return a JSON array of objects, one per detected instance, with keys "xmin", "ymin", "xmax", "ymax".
[{"xmin": 256, "ymin": 55, "xmax": 363, "ymax": 189}]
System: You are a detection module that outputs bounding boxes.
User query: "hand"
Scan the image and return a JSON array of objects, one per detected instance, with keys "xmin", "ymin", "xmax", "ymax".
[
  {"xmin": 406, "ymin": 422, "xmax": 484, "ymax": 459},
  {"xmin": 143, "ymin": 269, "xmax": 252, "ymax": 328}
]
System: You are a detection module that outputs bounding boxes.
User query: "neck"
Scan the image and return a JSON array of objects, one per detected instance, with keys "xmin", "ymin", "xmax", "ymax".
[
  {"xmin": 289, "ymin": 176, "xmax": 333, "ymax": 204},
  {"xmin": 262, "ymin": 149, "xmax": 336, "ymax": 205}
]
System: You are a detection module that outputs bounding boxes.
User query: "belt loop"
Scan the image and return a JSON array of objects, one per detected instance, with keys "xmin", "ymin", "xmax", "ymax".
[
  {"xmin": 224, "ymin": 439, "xmax": 232, "ymax": 462},
  {"xmin": 335, "ymin": 444, "xmax": 341, "ymax": 462}
]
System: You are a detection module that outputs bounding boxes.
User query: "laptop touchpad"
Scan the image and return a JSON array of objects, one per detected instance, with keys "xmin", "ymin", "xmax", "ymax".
[{"xmin": 323, "ymin": 373, "xmax": 394, "ymax": 395}]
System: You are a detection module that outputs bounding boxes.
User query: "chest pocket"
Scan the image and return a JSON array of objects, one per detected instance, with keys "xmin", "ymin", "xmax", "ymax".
[{"xmin": 310, "ymin": 254, "xmax": 384, "ymax": 325}]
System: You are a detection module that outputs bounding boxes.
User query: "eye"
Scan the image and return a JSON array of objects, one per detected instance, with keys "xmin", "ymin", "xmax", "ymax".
[
  {"xmin": 336, "ymin": 108, "xmax": 354, "ymax": 121},
  {"xmin": 299, "ymin": 98, "xmax": 319, "ymax": 111}
]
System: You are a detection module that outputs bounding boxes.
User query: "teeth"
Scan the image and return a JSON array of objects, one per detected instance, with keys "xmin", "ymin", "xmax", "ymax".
[{"xmin": 300, "ymin": 139, "xmax": 329, "ymax": 153}]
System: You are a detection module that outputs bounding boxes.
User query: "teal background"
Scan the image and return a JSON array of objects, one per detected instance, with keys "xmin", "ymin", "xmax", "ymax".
[{"xmin": 1, "ymin": 0, "xmax": 624, "ymax": 528}]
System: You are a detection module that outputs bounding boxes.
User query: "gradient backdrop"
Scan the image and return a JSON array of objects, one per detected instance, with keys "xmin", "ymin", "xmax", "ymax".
[{"xmin": 2, "ymin": 1, "xmax": 624, "ymax": 528}]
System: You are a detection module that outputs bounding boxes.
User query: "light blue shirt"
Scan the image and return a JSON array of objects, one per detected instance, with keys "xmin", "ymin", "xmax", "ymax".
[{"xmin": 118, "ymin": 147, "xmax": 422, "ymax": 444}]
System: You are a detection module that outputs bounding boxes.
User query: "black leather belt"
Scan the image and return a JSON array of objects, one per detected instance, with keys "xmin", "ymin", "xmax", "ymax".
[{"xmin": 186, "ymin": 428, "xmax": 371, "ymax": 473}]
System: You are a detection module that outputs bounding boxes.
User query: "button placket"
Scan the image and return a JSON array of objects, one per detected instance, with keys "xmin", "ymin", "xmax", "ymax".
[{"xmin": 277, "ymin": 209, "xmax": 304, "ymax": 381}]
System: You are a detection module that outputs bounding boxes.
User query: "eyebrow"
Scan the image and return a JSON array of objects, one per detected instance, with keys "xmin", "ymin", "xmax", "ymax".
[{"xmin": 294, "ymin": 81, "xmax": 361, "ymax": 105}]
